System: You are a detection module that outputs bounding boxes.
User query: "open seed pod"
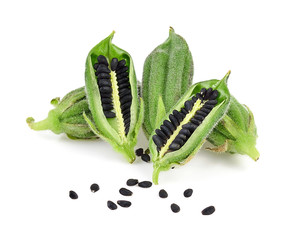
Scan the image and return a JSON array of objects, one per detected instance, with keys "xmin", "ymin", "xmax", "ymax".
[
  {"xmin": 84, "ymin": 32, "xmax": 143, "ymax": 163},
  {"xmin": 26, "ymin": 87, "xmax": 97, "ymax": 139},
  {"xmin": 149, "ymin": 72, "xmax": 231, "ymax": 184}
]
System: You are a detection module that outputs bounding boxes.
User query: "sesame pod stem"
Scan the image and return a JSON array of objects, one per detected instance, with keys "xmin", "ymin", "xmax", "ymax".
[
  {"xmin": 85, "ymin": 32, "xmax": 142, "ymax": 163},
  {"xmin": 151, "ymin": 72, "xmax": 231, "ymax": 184},
  {"xmin": 26, "ymin": 87, "xmax": 97, "ymax": 139}
]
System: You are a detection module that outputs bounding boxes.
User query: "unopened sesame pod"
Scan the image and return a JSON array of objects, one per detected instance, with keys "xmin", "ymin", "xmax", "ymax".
[
  {"xmin": 207, "ymin": 96, "xmax": 259, "ymax": 160},
  {"xmin": 84, "ymin": 31, "xmax": 143, "ymax": 163},
  {"xmin": 150, "ymin": 72, "xmax": 231, "ymax": 184},
  {"xmin": 26, "ymin": 87, "xmax": 97, "ymax": 139},
  {"xmin": 142, "ymin": 27, "xmax": 193, "ymax": 138}
]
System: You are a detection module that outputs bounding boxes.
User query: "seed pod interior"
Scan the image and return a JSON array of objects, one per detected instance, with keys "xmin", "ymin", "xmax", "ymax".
[
  {"xmin": 150, "ymin": 72, "xmax": 231, "ymax": 184},
  {"xmin": 85, "ymin": 32, "xmax": 143, "ymax": 162}
]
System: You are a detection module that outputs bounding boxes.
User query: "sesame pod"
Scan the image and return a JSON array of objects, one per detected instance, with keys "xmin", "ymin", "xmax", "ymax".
[
  {"xmin": 207, "ymin": 96, "xmax": 259, "ymax": 161},
  {"xmin": 142, "ymin": 27, "xmax": 193, "ymax": 138},
  {"xmin": 84, "ymin": 31, "xmax": 143, "ymax": 163},
  {"xmin": 150, "ymin": 72, "xmax": 231, "ymax": 184},
  {"xmin": 26, "ymin": 87, "xmax": 97, "ymax": 139}
]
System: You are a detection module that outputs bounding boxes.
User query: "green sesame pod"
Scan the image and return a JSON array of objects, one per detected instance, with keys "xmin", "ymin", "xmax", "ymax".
[
  {"xmin": 150, "ymin": 72, "xmax": 231, "ymax": 184},
  {"xmin": 142, "ymin": 27, "xmax": 193, "ymax": 138},
  {"xmin": 85, "ymin": 31, "xmax": 143, "ymax": 163},
  {"xmin": 207, "ymin": 96, "xmax": 259, "ymax": 161},
  {"xmin": 26, "ymin": 87, "xmax": 97, "ymax": 139}
]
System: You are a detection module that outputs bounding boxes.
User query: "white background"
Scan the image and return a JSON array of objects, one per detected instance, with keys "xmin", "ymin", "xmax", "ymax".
[{"xmin": 1, "ymin": 0, "xmax": 293, "ymax": 239}]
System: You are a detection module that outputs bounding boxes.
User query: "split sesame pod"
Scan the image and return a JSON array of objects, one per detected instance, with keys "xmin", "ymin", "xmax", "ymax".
[
  {"xmin": 207, "ymin": 96, "xmax": 259, "ymax": 161},
  {"xmin": 150, "ymin": 72, "xmax": 231, "ymax": 184},
  {"xmin": 84, "ymin": 31, "xmax": 143, "ymax": 163},
  {"xmin": 26, "ymin": 87, "xmax": 97, "ymax": 139},
  {"xmin": 142, "ymin": 27, "xmax": 193, "ymax": 138}
]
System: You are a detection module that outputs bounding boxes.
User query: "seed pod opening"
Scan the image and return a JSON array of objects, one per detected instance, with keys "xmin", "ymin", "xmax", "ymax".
[
  {"xmin": 150, "ymin": 72, "xmax": 231, "ymax": 184},
  {"xmin": 84, "ymin": 31, "xmax": 144, "ymax": 163}
]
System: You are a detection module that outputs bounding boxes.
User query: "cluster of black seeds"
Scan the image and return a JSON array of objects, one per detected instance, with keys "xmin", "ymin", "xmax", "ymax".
[
  {"xmin": 94, "ymin": 55, "xmax": 132, "ymax": 134},
  {"xmin": 69, "ymin": 182, "xmax": 215, "ymax": 215},
  {"xmin": 152, "ymin": 87, "xmax": 218, "ymax": 152},
  {"xmin": 135, "ymin": 148, "xmax": 151, "ymax": 162}
]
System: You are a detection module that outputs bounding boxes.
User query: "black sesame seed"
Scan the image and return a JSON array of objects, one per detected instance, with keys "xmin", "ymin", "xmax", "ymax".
[
  {"xmin": 96, "ymin": 72, "xmax": 110, "ymax": 79},
  {"xmin": 161, "ymin": 125, "xmax": 172, "ymax": 137},
  {"xmin": 120, "ymin": 94, "xmax": 132, "ymax": 104},
  {"xmin": 135, "ymin": 148, "xmax": 143, "ymax": 156},
  {"xmin": 141, "ymin": 154, "xmax": 150, "ymax": 162},
  {"xmin": 203, "ymin": 105, "xmax": 214, "ymax": 110},
  {"xmin": 119, "ymin": 82, "xmax": 131, "ymax": 89},
  {"xmin": 102, "ymin": 103, "xmax": 114, "ymax": 111},
  {"xmin": 110, "ymin": 58, "xmax": 118, "ymax": 71},
  {"xmin": 97, "ymin": 55, "xmax": 108, "ymax": 66},
  {"xmin": 190, "ymin": 118, "xmax": 201, "ymax": 125},
  {"xmin": 96, "ymin": 64, "xmax": 111, "ymax": 73},
  {"xmin": 117, "ymin": 72, "xmax": 129, "ymax": 79},
  {"xmin": 184, "ymin": 100, "xmax": 193, "ymax": 111},
  {"xmin": 138, "ymin": 181, "xmax": 152, "ymax": 188},
  {"xmin": 117, "ymin": 59, "xmax": 126, "ymax": 69},
  {"xmin": 144, "ymin": 148, "xmax": 150, "ymax": 154},
  {"xmin": 163, "ymin": 120, "xmax": 175, "ymax": 132},
  {"xmin": 152, "ymin": 135, "xmax": 164, "ymax": 148},
  {"xmin": 69, "ymin": 190, "xmax": 78, "ymax": 200},
  {"xmin": 98, "ymin": 79, "xmax": 112, "ymax": 87},
  {"xmin": 209, "ymin": 90, "xmax": 218, "ymax": 100},
  {"xmin": 100, "ymin": 86, "xmax": 112, "ymax": 94},
  {"xmin": 196, "ymin": 93, "xmax": 203, "ymax": 100},
  {"xmin": 173, "ymin": 137, "xmax": 184, "ymax": 146},
  {"xmin": 179, "ymin": 128, "xmax": 191, "ymax": 137},
  {"xmin": 200, "ymin": 107, "xmax": 211, "ymax": 114},
  {"xmin": 177, "ymin": 133, "xmax": 187, "ymax": 141},
  {"xmin": 90, "ymin": 183, "xmax": 100, "ymax": 193},
  {"xmin": 159, "ymin": 189, "xmax": 168, "ymax": 198},
  {"xmin": 169, "ymin": 142, "xmax": 181, "ymax": 151},
  {"xmin": 155, "ymin": 129, "xmax": 168, "ymax": 141},
  {"xmin": 107, "ymin": 200, "xmax": 117, "ymax": 210},
  {"xmin": 181, "ymin": 108, "xmax": 189, "ymax": 115},
  {"xmin": 196, "ymin": 110, "xmax": 208, "ymax": 117},
  {"xmin": 200, "ymin": 88, "xmax": 207, "ymax": 95},
  {"xmin": 104, "ymin": 111, "xmax": 116, "ymax": 118},
  {"xmin": 206, "ymin": 99, "xmax": 218, "ymax": 106},
  {"xmin": 126, "ymin": 178, "xmax": 139, "ymax": 186},
  {"xmin": 202, "ymin": 206, "xmax": 215, "ymax": 215},
  {"xmin": 204, "ymin": 88, "xmax": 213, "ymax": 100},
  {"xmin": 171, "ymin": 203, "xmax": 180, "ymax": 213},
  {"xmin": 117, "ymin": 200, "xmax": 132, "ymax": 208},
  {"xmin": 101, "ymin": 97, "xmax": 113, "ymax": 104},
  {"xmin": 116, "ymin": 66, "xmax": 128, "ymax": 74},
  {"xmin": 121, "ymin": 101, "xmax": 132, "ymax": 111},
  {"xmin": 183, "ymin": 188, "xmax": 193, "ymax": 198},
  {"xmin": 173, "ymin": 109, "xmax": 184, "ymax": 122},
  {"xmin": 119, "ymin": 187, "xmax": 133, "ymax": 196},
  {"xmin": 194, "ymin": 115, "xmax": 205, "ymax": 121},
  {"xmin": 169, "ymin": 114, "xmax": 179, "ymax": 127}
]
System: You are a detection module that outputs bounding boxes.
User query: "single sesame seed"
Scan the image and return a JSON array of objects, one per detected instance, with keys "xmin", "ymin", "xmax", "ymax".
[
  {"xmin": 90, "ymin": 183, "xmax": 100, "ymax": 193},
  {"xmin": 183, "ymin": 188, "xmax": 193, "ymax": 198},
  {"xmin": 135, "ymin": 148, "xmax": 144, "ymax": 156},
  {"xmin": 107, "ymin": 201, "xmax": 117, "ymax": 210},
  {"xmin": 119, "ymin": 187, "xmax": 133, "ymax": 196},
  {"xmin": 138, "ymin": 181, "xmax": 152, "ymax": 188},
  {"xmin": 171, "ymin": 203, "xmax": 180, "ymax": 213},
  {"xmin": 202, "ymin": 206, "xmax": 215, "ymax": 215},
  {"xmin": 69, "ymin": 190, "xmax": 78, "ymax": 200},
  {"xmin": 141, "ymin": 154, "xmax": 150, "ymax": 162},
  {"xmin": 126, "ymin": 179, "xmax": 139, "ymax": 186},
  {"xmin": 117, "ymin": 200, "xmax": 132, "ymax": 208},
  {"xmin": 159, "ymin": 189, "xmax": 168, "ymax": 198}
]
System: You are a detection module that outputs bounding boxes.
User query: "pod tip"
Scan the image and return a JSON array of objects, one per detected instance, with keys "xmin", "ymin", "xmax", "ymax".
[
  {"xmin": 169, "ymin": 26, "xmax": 175, "ymax": 33},
  {"xmin": 26, "ymin": 117, "xmax": 35, "ymax": 126}
]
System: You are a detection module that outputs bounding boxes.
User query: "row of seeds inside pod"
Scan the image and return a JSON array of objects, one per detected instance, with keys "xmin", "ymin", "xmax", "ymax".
[
  {"xmin": 94, "ymin": 55, "xmax": 132, "ymax": 134},
  {"xmin": 152, "ymin": 88, "xmax": 218, "ymax": 153}
]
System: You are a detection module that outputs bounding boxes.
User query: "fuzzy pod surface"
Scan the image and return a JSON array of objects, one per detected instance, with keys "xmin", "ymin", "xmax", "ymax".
[
  {"xmin": 142, "ymin": 27, "xmax": 193, "ymax": 139},
  {"xmin": 207, "ymin": 95, "xmax": 259, "ymax": 161},
  {"xmin": 26, "ymin": 87, "xmax": 97, "ymax": 139},
  {"xmin": 84, "ymin": 31, "xmax": 144, "ymax": 163},
  {"xmin": 150, "ymin": 72, "xmax": 231, "ymax": 184}
]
